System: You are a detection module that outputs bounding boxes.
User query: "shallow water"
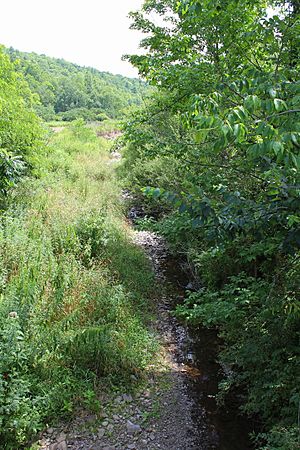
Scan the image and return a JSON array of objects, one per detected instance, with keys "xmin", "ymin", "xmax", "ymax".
[{"xmin": 132, "ymin": 221, "xmax": 256, "ymax": 450}]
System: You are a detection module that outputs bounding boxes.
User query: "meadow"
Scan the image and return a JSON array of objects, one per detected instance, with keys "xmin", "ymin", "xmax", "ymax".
[{"xmin": 0, "ymin": 122, "xmax": 156, "ymax": 448}]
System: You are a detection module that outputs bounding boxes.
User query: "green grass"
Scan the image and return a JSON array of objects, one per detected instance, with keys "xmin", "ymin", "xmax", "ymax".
[
  {"xmin": 45, "ymin": 120, "xmax": 68, "ymax": 127},
  {"xmin": 92, "ymin": 119, "xmax": 122, "ymax": 134},
  {"xmin": 0, "ymin": 122, "xmax": 157, "ymax": 448}
]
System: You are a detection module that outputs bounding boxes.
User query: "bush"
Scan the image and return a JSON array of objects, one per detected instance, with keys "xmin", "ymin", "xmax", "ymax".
[
  {"xmin": 177, "ymin": 258, "xmax": 300, "ymax": 446},
  {"xmin": 57, "ymin": 107, "xmax": 106, "ymax": 122},
  {"xmin": 0, "ymin": 46, "xmax": 43, "ymax": 200},
  {"xmin": 34, "ymin": 104, "xmax": 56, "ymax": 121}
]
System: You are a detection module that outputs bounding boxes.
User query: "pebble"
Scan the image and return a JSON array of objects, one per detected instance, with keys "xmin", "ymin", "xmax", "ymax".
[
  {"xmin": 126, "ymin": 420, "xmax": 142, "ymax": 434},
  {"xmin": 58, "ymin": 441, "xmax": 67, "ymax": 450},
  {"xmin": 57, "ymin": 432, "xmax": 67, "ymax": 443},
  {"xmin": 49, "ymin": 443, "xmax": 67, "ymax": 450},
  {"xmin": 98, "ymin": 428, "xmax": 105, "ymax": 438},
  {"xmin": 123, "ymin": 394, "xmax": 133, "ymax": 403}
]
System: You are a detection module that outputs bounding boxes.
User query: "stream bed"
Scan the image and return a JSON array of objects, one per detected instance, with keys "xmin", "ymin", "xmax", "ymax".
[{"xmin": 132, "ymin": 224, "xmax": 256, "ymax": 450}]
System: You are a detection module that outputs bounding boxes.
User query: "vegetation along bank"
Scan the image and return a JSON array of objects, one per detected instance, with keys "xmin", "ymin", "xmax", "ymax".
[
  {"xmin": 0, "ymin": 0, "xmax": 299, "ymax": 448},
  {"xmin": 120, "ymin": 0, "xmax": 300, "ymax": 448}
]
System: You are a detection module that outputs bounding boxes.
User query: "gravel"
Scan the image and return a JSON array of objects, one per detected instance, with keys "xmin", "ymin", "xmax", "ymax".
[{"xmin": 37, "ymin": 230, "xmax": 203, "ymax": 450}]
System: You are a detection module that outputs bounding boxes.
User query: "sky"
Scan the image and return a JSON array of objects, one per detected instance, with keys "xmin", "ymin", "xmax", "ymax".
[{"xmin": 0, "ymin": 0, "xmax": 145, "ymax": 78}]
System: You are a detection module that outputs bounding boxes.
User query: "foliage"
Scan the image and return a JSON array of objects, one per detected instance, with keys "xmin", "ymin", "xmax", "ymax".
[
  {"xmin": 0, "ymin": 124, "xmax": 156, "ymax": 448},
  {"xmin": 121, "ymin": 0, "xmax": 300, "ymax": 447},
  {"xmin": 56, "ymin": 107, "xmax": 104, "ymax": 122},
  {"xmin": 0, "ymin": 46, "xmax": 43, "ymax": 201},
  {"xmin": 6, "ymin": 47, "xmax": 150, "ymax": 121}
]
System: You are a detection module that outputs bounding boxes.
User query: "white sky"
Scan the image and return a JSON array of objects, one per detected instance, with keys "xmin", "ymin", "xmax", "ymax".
[{"xmin": 0, "ymin": 0, "xmax": 145, "ymax": 78}]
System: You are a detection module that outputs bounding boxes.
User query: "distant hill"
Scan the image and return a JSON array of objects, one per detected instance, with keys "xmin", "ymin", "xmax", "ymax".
[{"xmin": 6, "ymin": 47, "xmax": 148, "ymax": 121}]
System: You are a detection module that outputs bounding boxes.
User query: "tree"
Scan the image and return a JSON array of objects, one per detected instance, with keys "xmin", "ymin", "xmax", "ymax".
[
  {"xmin": 0, "ymin": 46, "xmax": 43, "ymax": 198},
  {"xmin": 6, "ymin": 47, "xmax": 150, "ymax": 121},
  {"xmin": 122, "ymin": 1, "xmax": 300, "ymax": 447}
]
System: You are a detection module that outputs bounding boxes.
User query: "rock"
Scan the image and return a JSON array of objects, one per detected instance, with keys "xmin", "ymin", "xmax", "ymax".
[
  {"xmin": 49, "ymin": 444, "xmax": 58, "ymax": 450},
  {"xmin": 149, "ymin": 432, "xmax": 155, "ymax": 441},
  {"xmin": 130, "ymin": 374, "xmax": 138, "ymax": 382},
  {"xmin": 126, "ymin": 420, "xmax": 142, "ymax": 434},
  {"xmin": 112, "ymin": 414, "xmax": 119, "ymax": 421},
  {"xmin": 102, "ymin": 420, "xmax": 109, "ymax": 427},
  {"xmin": 49, "ymin": 442, "xmax": 67, "ymax": 450},
  {"xmin": 127, "ymin": 444, "xmax": 137, "ymax": 449},
  {"xmin": 98, "ymin": 428, "xmax": 105, "ymax": 438},
  {"xmin": 58, "ymin": 441, "xmax": 67, "ymax": 450},
  {"xmin": 46, "ymin": 427, "xmax": 54, "ymax": 435},
  {"xmin": 86, "ymin": 414, "xmax": 97, "ymax": 423},
  {"xmin": 114, "ymin": 396, "xmax": 123, "ymax": 404},
  {"xmin": 123, "ymin": 393, "xmax": 133, "ymax": 403},
  {"xmin": 57, "ymin": 432, "xmax": 67, "ymax": 443},
  {"xmin": 186, "ymin": 282, "xmax": 197, "ymax": 291}
]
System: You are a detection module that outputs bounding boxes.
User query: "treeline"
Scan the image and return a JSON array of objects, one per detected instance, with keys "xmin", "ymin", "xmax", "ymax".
[
  {"xmin": 6, "ymin": 47, "xmax": 149, "ymax": 121},
  {"xmin": 121, "ymin": 0, "xmax": 300, "ymax": 448}
]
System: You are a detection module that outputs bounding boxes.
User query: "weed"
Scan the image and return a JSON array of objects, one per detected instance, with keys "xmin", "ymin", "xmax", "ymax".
[{"xmin": 0, "ymin": 124, "xmax": 157, "ymax": 448}]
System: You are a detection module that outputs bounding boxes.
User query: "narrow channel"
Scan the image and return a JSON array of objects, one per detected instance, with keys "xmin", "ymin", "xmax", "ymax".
[{"xmin": 130, "ymin": 205, "xmax": 257, "ymax": 450}]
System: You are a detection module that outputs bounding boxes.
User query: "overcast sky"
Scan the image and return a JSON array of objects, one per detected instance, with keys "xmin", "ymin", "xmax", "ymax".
[{"xmin": 0, "ymin": 0, "xmax": 145, "ymax": 78}]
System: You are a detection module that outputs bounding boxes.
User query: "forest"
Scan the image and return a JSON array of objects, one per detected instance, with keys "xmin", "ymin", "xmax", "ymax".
[
  {"xmin": 6, "ymin": 48, "xmax": 149, "ymax": 121},
  {"xmin": 0, "ymin": 0, "xmax": 299, "ymax": 449}
]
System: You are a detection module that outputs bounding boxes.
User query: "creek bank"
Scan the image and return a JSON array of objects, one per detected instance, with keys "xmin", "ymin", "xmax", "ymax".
[
  {"xmin": 36, "ymin": 195, "xmax": 256, "ymax": 450},
  {"xmin": 132, "ymin": 227, "xmax": 256, "ymax": 450}
]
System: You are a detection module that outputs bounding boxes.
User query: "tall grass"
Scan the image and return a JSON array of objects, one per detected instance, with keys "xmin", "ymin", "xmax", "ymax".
[{"xmin": 0, "ymin": 122, "xmax": 156, "ymax": 448}]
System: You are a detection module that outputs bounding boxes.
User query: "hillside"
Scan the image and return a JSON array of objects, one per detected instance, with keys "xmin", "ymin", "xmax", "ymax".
[{"xmin": 6, "ymin": 47, "xmax": 149, "ymax": 121}]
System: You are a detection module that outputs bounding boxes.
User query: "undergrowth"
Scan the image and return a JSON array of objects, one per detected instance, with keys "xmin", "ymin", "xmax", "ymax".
[
  {"xmin": 0, "ymin": 122, "xmax": 156, "ymax": 448},
  {"xmin": 119, "ymin": 141, "xmax": 300, "ymax": 450}
]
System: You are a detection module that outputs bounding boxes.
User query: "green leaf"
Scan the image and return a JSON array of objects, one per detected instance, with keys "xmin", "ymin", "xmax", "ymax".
[
  {"xmin": 233, "ymin": 123, "xmax": 246, "ymax": 142},
  {"xmin": 244, "ymin": 95, "xmax": 261, "ymax": 112},
  {"xmin": 274, "ymin": 98, "xmax": 287, "ymax": 112}
]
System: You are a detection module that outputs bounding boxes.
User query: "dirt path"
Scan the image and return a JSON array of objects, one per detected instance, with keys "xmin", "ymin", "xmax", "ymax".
[
  {"xmin": 36, "ymin": 150, "xmax": 254, "ymax": 450},
  {"xmin": 37, "ymin": 215, "xmax": 255, "ymax": 450},
  {"xmin": 37, "ymin": 229, "xmax": 202, "ymax": 450}
]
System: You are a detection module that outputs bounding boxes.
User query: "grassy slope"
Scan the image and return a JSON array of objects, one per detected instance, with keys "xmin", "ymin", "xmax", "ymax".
[{"xmin": 0, "ymin": 122, "xmax": 156, "ymax": 448}]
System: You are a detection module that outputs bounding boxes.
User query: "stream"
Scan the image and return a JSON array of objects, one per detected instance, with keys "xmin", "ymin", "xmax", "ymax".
[
  {"xmin": 35, "ymin": 150, "xmax": 258, "ymax": 450},
  {"xmin": 131, "ymin": 207, "xmax": 256, "ymax": 450}
]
